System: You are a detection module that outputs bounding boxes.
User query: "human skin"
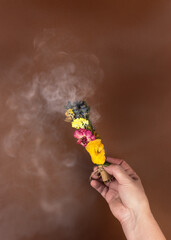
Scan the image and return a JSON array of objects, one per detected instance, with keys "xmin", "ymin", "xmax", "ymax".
[{"xmin": 90, "ymin": 157, "xmax": 166, "ymax": 240}]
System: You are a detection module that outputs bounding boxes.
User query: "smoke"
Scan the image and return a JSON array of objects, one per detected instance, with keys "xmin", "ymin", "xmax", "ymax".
[{"xmin": 0, "ymin": 29, "xmax": 103, "ymax": 240}]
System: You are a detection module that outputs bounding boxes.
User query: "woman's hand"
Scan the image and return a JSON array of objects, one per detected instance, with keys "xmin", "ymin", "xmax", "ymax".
[{"xmin": 90, "ymin": 157, "xmax": 166, "ymax": 240}]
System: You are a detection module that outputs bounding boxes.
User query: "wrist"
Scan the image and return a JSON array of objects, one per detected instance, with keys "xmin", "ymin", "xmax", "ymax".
[
  {"xmin": 124, "ymin": 209, "xmax": 166, "ymax": 240},
  {"xmin": 131, "ymin": 210, "xmax": 154, "ymax": 240}
]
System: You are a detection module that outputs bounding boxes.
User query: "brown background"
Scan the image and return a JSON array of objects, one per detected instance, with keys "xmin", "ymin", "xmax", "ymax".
[{"xmin": 0, "ymin": 1, "xmax": 170, "ymax": 240}]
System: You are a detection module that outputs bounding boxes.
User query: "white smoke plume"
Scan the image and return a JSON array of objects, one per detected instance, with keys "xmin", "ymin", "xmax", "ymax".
[{"xmin": 0, "ymin": 29, "xmax": 103, "ymax": 240}]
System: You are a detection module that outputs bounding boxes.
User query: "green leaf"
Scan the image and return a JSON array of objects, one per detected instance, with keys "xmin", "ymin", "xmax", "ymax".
[{"xmin": 103, "ymin": 162, "xmax": 111, "ymax": 167}]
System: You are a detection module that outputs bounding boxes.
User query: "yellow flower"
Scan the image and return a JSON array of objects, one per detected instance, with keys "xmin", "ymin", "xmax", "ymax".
[
  {"xmin": 65, "ymin": 109, "xmax": 75, "ymax": 122},
  {"xmin": 85, "ymin": 139, "xmax": 106, "ymax": 165},
  {"xmin": 71, "ymin": 118, "xmax": 89, "ymax": 129}
]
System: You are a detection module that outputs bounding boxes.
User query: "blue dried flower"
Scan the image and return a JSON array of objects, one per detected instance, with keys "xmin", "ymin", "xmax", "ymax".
[{"xmin": 65, "ymin": 101, "xmax": 90, "ymax": 119}]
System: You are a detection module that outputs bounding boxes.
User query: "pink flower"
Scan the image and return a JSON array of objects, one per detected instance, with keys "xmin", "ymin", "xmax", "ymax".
[{"xmin": 74, "ymin": 128, "xmax": 96, "ymax": 147}]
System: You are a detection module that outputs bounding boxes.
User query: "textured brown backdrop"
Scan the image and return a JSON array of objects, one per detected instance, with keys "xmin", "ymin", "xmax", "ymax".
[{"xmin": 0, "ymin": 1, "xmax": 170, "ymax": 240}]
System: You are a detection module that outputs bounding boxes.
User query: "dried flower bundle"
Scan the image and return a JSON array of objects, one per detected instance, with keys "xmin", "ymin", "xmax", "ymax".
[{"xmin": 64, "ymin": 100, "xmax": 112, "ymax": 183}]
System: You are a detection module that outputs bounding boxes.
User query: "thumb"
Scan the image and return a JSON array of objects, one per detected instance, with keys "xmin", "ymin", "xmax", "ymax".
[{"xmin": 104, "ymin": 164, "xmax": 133, "ymax": 185}]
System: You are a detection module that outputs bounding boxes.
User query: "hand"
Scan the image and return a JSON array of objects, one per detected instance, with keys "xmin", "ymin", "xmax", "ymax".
[
  {"xmin": 90, "ymin": 157, "xmax": 149, "ymax": 225},
  {"xmin": 90, "ymin": 157, "xmax": 166, "ymax": 240}
]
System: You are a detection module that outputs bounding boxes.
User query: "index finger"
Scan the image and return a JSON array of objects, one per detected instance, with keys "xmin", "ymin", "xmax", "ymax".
[{"xmin": 106, "ymin": 156, "xmax": 137, "ymax": 176}]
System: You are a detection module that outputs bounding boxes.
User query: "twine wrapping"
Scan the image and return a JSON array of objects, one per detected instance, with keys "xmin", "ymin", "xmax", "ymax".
[{"xmin": 89, "ymin": 165, "xmax": 113, "ymax": 183}]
